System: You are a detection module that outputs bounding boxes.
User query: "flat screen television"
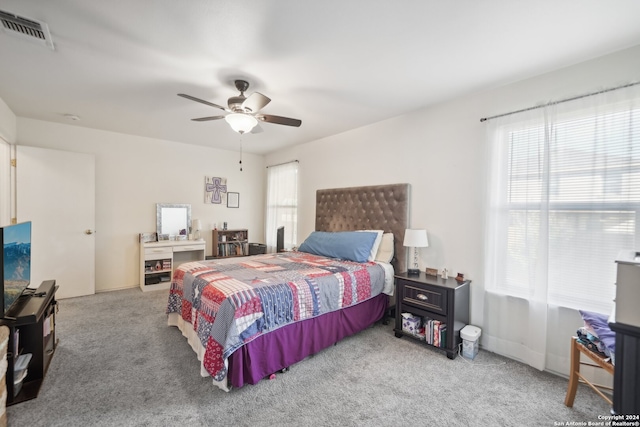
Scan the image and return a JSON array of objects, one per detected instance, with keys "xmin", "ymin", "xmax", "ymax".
[
  {"xmin": 1, "ymin": 221, "xmax": 32, "ymax": 318},
  {"xmin": 276, "ymin": 226, "xmax": 284, "ymax": 253}
]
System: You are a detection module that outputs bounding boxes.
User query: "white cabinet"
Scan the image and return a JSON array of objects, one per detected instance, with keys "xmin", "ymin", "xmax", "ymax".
[
  {"xmin": 139, "ymin": 240, "xmax": 205, "ymax": 292},
  {"xmin": 615, "ymin": 250, "xmax": 640, "ymax": 327}
]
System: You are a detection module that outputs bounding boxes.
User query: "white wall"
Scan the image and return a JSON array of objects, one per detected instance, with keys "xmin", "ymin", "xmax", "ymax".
[
  {"xmin": 0, "ymin": 138, "xmax": 11, "ymax": 227},
  {"xmin": 0, "ymin": 97, "xmax": 17, "ymax": 144},
  {"xmin": 0, "ymin": 97, "xmax": 16, "ymax": 226},
  {"xmin": 16, "ymin": 118, "xmax": 266, "ymax": 292},
  {"xmin": 266, "ymin": 44, "xmax": 640, "ymax": 376}
]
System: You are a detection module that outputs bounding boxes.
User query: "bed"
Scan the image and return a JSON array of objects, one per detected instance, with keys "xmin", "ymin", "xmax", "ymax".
[{"xmin": 167, "ymin": 183, "xmax": 409, "ymax": 391}]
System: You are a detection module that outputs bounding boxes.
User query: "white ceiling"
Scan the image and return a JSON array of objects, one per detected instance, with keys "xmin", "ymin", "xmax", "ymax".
[{"xmin": 1, "ymin": 1, "xmax": 640, "ymax": 154}]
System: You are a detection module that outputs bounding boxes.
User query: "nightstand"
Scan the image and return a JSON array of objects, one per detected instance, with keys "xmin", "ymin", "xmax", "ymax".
[{"xmin": 394, "ymin": 272, "xmax": 470, "ymax": 359}]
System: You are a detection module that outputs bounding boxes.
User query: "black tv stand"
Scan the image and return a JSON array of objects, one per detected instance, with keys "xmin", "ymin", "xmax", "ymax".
[{"xmin": 0, "ymin": 280, "xmax": 58, "ymax": 405}]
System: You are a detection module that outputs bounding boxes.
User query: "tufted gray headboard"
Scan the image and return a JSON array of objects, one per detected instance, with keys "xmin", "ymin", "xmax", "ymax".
[{"xmin": 315, "ymin": 183, "xmax": 410, "ymax": 273}]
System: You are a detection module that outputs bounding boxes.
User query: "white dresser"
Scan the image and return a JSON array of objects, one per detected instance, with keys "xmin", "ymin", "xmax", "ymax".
[
  {"xmin": 139, "ymin": 240, "xmax": 205, "ymax": 292},
  {"xmin": 614, "ymin": 250, "xmax": 640, "ymax": 328},
  {"xmin": 611, "ymin": 250, "xmax": 640, "ymax": 414}
]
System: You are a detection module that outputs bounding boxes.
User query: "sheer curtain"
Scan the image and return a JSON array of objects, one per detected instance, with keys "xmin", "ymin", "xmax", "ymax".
[
  {"xmin": 265, "ymin": 161, "xmax": 298, "ymax": 253},
  {"xmin": 484, "ymin": 83, "xmax": 640, "ymax": 370}
]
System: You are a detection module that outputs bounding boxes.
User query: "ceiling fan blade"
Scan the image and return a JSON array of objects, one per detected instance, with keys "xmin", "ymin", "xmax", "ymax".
[
  {"xmin": 191, "ymin": 116, "xmax": 226, "ymax": 122},
  {"xmin": 242, "ymin": 92, "xmax": 271, "ymax": 113},
  {"xmin": 178, "ymin": 93, "xmax": 227, "ymax": 111},
  {"xmin": 257, "ymin": 114, "xmax": 302, "ymax": 127}
]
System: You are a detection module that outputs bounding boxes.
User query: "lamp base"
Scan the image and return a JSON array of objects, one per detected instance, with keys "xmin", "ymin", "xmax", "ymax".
[{"xmin": 407, "ymin": 268, "xmax": 421, "ymax": 276}]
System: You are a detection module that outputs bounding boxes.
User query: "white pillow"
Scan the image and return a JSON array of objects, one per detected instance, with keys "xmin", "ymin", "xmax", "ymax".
[
  {"xmin": 356, "ymin": 230, "xmax": 383, "ymax": 262},
  {"xmin": 374, "ymin": 233, "xmax": 394, "ymax": 263}
]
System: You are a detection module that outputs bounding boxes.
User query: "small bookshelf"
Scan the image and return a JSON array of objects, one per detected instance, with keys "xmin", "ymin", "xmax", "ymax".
[{"xmin": 212, "ymin": 229, "xmax": 249, "ymax": 258}]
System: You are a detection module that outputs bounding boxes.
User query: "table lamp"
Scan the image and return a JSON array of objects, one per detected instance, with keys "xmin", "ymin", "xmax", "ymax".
[
  {"xmin": 192, "ymin": 219, "xmax": 202, "ymax": 240},
  {"xmin": 403, "ymin": 229, "xmax": 429, "ymax": 275}
]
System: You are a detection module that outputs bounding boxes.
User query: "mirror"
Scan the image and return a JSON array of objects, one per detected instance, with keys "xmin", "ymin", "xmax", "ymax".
[{"xmin": 156, "ymin": 203, "xmax": 191, "ymax": 240}]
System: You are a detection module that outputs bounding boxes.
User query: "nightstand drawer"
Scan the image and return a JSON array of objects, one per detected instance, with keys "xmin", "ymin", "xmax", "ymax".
[{"xmin": 401, "ymin": 283, "xmax": 447, "ymax": 315}]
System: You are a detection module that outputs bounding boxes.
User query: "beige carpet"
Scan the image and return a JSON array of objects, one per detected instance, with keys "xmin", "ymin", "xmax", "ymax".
[{"xmin": 7, "ymin": 288, "xmax": 611, "ymax": 426}]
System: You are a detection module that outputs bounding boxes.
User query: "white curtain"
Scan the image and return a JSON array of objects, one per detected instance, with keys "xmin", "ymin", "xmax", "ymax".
[
  {"xmin": 265, "ymin": 161, "xmax": 298, "ymax": 253},
  {"xmin": 484, "ymin": 83, "xmax": 640, "ymax": 371}
]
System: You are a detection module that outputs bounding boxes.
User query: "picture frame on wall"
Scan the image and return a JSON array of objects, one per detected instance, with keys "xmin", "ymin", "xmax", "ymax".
[{"xmin": 227, "ymin": 192, "xmax": 239, "ymax": 208}]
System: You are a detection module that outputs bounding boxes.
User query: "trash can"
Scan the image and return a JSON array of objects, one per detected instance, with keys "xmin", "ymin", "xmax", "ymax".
[
  {"xmin": 249, "ymin": 243, "xmax": 266, "ymax": 255},
  {"xmin": 460, "ymin": 325, "xmax": 481, "ymax": 360}
]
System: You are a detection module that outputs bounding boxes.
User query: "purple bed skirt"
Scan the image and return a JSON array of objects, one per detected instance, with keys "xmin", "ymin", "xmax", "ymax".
[{"xmin": 228, "ymin": 292, "xmax": 388, "ymax": 388}]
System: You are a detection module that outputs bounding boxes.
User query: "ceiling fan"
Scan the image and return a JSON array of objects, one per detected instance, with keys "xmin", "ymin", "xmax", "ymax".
[{"xmin": 178, "ymin": 80, "xmax": 302, "ymax": 134}]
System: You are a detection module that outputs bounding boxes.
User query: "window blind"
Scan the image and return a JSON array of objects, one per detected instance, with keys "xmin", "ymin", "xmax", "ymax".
[{"xmin": 498, "ymin": 108, "xmax": 640, "ymax": 313}]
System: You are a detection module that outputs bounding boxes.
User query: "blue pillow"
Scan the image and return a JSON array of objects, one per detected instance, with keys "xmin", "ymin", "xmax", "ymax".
[{"xmin": 298, "ymin": 231, "xmax": 378, "ymax": 263}]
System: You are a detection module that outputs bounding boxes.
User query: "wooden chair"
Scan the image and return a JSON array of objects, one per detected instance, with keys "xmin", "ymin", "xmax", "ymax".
[{"xmin": 565, "ymin": 336, "xmax": 614, "ymax": 407}]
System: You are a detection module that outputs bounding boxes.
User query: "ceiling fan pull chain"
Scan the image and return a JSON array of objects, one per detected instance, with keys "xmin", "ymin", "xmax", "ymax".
[{"xmin": 239, "ymin": 139, "xmax": 243, "ymax": 172}]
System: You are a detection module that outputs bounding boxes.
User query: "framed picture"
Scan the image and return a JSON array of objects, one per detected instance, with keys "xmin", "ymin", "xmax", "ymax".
[
  {"xmin": 205, "ymin": 176, "xmax": 227, "ymax": 204},
  {"xmin": 425, "ymin": 267, "xmax": 438, "ymax": 277},
  {"xmin": 227, "ymin": 192, "xmax": 239, "ymax": 208},
  {"xmin": 139, "ymin": 232, "xmax": 157, "ymax": 243}
]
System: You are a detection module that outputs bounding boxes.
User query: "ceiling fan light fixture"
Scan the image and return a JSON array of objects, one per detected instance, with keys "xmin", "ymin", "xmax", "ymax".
[{"xmin": 225, "ymin": 113, "xmax": 257, "ymax": 134}]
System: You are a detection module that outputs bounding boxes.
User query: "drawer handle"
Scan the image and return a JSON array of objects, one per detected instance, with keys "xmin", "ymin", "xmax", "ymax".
[{"xmin": 416, "ymin": 293, "xmax": 428, "ymax": 301}]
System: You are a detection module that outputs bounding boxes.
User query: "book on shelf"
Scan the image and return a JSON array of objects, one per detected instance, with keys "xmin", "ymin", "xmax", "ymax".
[
  {"xmin": 440, "ymin": 325, "xmax": 447, "ymax": 348},
  {"xmin": 217, "ymin": 241, "xmax": 249, "ymax": 257},
  {"xmin": 423, "ymin": 318, "xmax": 446, "ymax": 348},
  {"xmin": 13, "ymin": 329, "xmax": 19, "ymax": 357}
]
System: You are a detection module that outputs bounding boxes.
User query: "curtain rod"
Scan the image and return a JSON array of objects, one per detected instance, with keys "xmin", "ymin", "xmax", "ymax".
[
  {"xmin": 479, "ymin": 81, "xmax": 640, "ymax": 123},
  {"xmin": 266, "ymin": 160, "xmax": 299, "ymax": 168}
]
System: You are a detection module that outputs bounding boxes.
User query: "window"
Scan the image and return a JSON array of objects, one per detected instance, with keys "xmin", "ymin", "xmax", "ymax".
[
  {"xmin": 265, "ymin": 161, "xmax": 298, "ymax": 252},
  {"xmin": 486, "ymin": 98, "xmax": 640, "ymax": 314}
]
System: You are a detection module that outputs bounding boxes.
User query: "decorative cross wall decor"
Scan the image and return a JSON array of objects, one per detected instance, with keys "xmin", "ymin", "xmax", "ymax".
[{"xmin": 205, "ymin": 176, "xmax": 227, "ymax": 204}]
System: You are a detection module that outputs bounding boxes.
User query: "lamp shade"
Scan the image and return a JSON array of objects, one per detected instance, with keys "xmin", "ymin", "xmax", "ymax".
[
  {"xmin": 225, "ymin": 113, "xmax": 258, "ymax": 134},
  {"xmin": 191, "ymin": 219, "xmax": 201, "ymax": 232},
  {"xmin": 403, "ymin": 229, "xmax": 429, "ymax": 248}
]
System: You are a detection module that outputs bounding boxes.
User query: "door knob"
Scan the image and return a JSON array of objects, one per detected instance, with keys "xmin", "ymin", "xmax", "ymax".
[{"xmin": 85, "ymin": 229, "xmax": 94, "ymax": 235}]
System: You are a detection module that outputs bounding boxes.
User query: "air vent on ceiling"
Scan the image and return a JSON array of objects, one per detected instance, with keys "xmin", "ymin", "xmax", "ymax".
[{"xmin": 0, "ymin": 10, "xmax": 54, "ymax": 50}]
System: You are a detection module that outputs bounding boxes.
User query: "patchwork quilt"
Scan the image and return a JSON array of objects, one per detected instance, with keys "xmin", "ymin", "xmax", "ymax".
[{"xmin": 166, "ymin": 251, "xmax": 385, "ymax": 382}]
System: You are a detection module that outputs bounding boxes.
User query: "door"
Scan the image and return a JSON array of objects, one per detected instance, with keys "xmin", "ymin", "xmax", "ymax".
[{"xmin": 16, "ymin": 145, "xmax": 95, "ymax": 298}]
